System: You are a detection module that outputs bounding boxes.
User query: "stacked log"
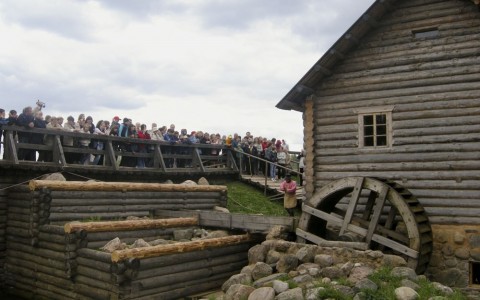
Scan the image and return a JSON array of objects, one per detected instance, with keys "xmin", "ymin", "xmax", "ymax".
[
  {"xmin": 26, "ymin": 181, "xmax": 228, "ymax": 224},
  {"xmin": 118, "ymin": 239, "xmax": 252, "ymax": 299}
]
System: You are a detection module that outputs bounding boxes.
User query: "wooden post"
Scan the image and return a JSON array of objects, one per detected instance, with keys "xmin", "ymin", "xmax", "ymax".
[{"xmin": 111, "ymin": 234, "xmax": 251, "ymax": 262}]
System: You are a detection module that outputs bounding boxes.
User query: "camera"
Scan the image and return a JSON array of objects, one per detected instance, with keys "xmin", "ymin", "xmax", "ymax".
[{"xmin": 36, "ymin": 100, "xmax": 46, "ymax": 108}]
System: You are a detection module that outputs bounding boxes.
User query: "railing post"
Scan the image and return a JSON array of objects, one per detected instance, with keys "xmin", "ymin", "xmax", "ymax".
[
  {"xmin": 238, "ymin": 153, "xmax": 243, "ymax": 180},
  {"xmin": 264, "ymin": 160, "xmax": 268, "ymax": 196}
]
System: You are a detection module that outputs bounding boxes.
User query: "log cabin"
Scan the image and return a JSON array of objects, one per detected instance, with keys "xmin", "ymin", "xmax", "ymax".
[{"xmin": 277, "ymin": 0, "xmax": 480, "ymax": 290}]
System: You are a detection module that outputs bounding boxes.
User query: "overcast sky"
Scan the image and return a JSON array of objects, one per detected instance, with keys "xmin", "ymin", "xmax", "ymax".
[{"xmin": 0, "ymin": 0, "xmax": 374, "ymax": 151}]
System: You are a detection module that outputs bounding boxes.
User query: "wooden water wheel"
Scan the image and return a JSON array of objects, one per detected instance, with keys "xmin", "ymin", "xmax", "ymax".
[{"xmin": 297, "ymin": 177, "xmax": 433, "ymax": 273}]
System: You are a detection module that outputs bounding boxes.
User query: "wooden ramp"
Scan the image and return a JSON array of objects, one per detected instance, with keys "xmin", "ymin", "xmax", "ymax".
[{"xmin": 240, "ymin": 175, "xmax": 304, "ymax": 201}]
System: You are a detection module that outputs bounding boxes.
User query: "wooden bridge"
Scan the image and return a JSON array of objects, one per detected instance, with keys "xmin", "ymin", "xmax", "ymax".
[{"xmin": 0, "ymin": 126, "xmax": 302, "ymax": 192}]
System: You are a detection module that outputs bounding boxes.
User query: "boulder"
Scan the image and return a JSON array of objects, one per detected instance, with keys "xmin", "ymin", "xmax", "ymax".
[
  {"xmin": 101, "ymin": 237, "xmax": 122, "ymax": 253},
  {"xmin": 222, "ymin": 273, "xmax": 252, "ymax": 292},
  {"xmin": 173, "ymin": 229, "xmax": 193, "ymax": 241},
  {"xmin": 322, "ymin": 266, "xmax": 344, "ymax": 280},
  {"xmin": 251, "ymin": 262, "xmax": 273, "ymax": 281},
  {"xmin": 248, "ymin": 287, "xmax": 275, "ymax": 300},
  {"xmin": 197, "ymin": 177, "xmax": 209, "ymax": 185},
  {"xmin": 292, "ymin": 274, "xmax": 313, "ymax": 285},
  {"xmin": 266, "ymin": 225, "xmax": 289, "ymax": 240},
  {"xmin": 129, "ymin": 239, "xmax": 150, "ymax": 248},
  {"xmin": 40, "ymin": 172, "xmax": 66, "ymax": 181},
  {"xmin": 431, "ymin": 282, "xmax": 453, "ymax": 295},
  {"xmin": 394, "ymin": 287, "xmax": 419, "ymax": 300},
  {"xmin": 354, "ymin": 278, "xmax": 378, "ymax": 292},
  {"xmin": 314, "ymin": 254, "xmax": 334, "ymax": 267},
  {"xmin": 348, "ymin": 266, "xmax": 374, "ymax": 284},
  {"xmin": 276, "ymin": 254, "xmax": 299, "ymax": 273},
  {"xmin": 214, "ymin": 206, "xmax": 230, "ymax": 213},
  {"xmin": 275, "ymin": 287, "xmax": 303, "ymax": 300},
  {"xmin": 252, "ymin": 273, "xmax": 287, "ymax": 288},
  {"xmin": 305, "ymin": 287, "xmax": 325, "ymax": 300},
  {"xmin": 272, "ymin": 280, "xmax": 289, "ymax": 294},
  {"xmin": 334, "ymin": 285, "xmax": 355, "ymax": 297},
  {"xmin": 149, "ymin": 239, "xmax": 172, "ymax": 246},
  {"xmin": 181, "ymin": 180, "xmax": 197, "ymax": 185},
  {"xmin": 383, "ymin": 255, "xmax": 407, "ymax": 267},
  {"xmin": 204, "ymin": 230, "xmax": 229, "ymax": 239},
  {"xmin": 401, "ymin": 279, "xmax": 420, "ymax": 291},
  {"xmin": 266, "ymin": 250, "xmax": 282, "ymax": 265},
  {"xmin": 249, "ymin": 245, "xmax": 268, "ymax": 264},
  {"xmin": 391, "ymin": 267, "xmax": 418, "ymax": 281},
  {"xmin": 296, "ymin": 246, "xmax": 316, "ymax": 263},
  {"xmin": 225, "ymin": 284, "xmax": 255, "ymax": 300}
]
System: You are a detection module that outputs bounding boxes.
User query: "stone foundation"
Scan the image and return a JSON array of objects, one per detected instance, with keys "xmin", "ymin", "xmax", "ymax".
[{"xmin": 426, "ymin": 224, "xmax": 480, "ymax": 290}]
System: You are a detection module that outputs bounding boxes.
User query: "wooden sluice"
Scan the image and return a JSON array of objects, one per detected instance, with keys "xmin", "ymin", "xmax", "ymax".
[{"xmin": 1, "ymin": 180, "xmax": 294, "ymax": 299}]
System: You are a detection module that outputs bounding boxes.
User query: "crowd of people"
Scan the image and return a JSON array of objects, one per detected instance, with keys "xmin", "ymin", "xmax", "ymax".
[{"xmin": 0, "ymin": 102, "xmax": 304, "ymax": 183}]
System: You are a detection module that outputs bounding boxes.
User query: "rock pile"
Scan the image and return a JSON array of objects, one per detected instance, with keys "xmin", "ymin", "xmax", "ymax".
[
  {"xmin": 100, "ymin": 228, "xmax": 231, "ymax": 252},
  {"xmin": 219, "ymin": 240, "xmax": 455, "ymax": 300}
]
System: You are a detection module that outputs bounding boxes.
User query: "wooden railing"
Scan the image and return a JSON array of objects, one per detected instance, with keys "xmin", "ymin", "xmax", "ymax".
[{"xmin": 0, "ymin": 126, "xmax": 238, "ymax": 173}]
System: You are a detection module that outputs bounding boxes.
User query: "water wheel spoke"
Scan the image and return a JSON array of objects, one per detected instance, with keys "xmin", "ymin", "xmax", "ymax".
[
  {"xmin": 362, "ymin": 190, "xmax": 377, "ymax": 220},
  {"xmin": 366, "ymin": 185, "xmax": 388, "ymax": 244},
  {"xmin": 332, "ymin": 208, "xmax": 409, "ymax": 244},
  {"xmin": 339, "ymin": 177, "xmax": 364, "ymax": 236}
]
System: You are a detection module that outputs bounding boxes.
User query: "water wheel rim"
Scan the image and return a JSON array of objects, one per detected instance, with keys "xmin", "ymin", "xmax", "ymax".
[{"xmin": 298, "ymin": 176, "xmax": 431, "ymax": 272}]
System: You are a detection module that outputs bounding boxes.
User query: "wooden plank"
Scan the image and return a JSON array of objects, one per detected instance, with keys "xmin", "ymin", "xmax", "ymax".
[
  {"xmin": 362, "ymin": 190, "xmax": 377, "ymax": 220},
  {"xmin": 105, "ymin": 141, "xmax": 117, "ymax": 169},
  {"xmin": 155, "ymin": 210, "xmax": 296, "ymax": 232},
  {"xmin": 366, "ymin": 185, "xmax": 388, "ymax": 244},
  {"xmin": 7, "ymin": 131, "xmax": 18, "ymax": 164},
  {"xmin": 54, "ymin": 135, "xmax": 66, "ymax": 166},
  {"xmin": 193, "ymin": 149, "xmax": 206, "ymax": 173},
  {"xmin": 340, "ymin": 177, "xmax": 364, "ymax": 236},
  {"xmin": 154, "ymin": 144, "xmax": 167, "ymax": 172},
  {"xmin": 301, "ymin": 204, "xmax": 418, "ymax": 258},
  {"xmin": 296, "ymin": 228, "xmax": 367, "ymax": 250}
]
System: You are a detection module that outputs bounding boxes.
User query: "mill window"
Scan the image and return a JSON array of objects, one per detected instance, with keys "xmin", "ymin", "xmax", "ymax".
[
  {"xmin": 412, "ymin": 27, "xmax": 439, "ymax": 39},
  {"xmin": 355, "ymin": 106, "xmax": 394, "ymax": 149}
]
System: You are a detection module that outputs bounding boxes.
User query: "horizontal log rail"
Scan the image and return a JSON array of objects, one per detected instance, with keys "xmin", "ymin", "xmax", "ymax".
[
  {"xmin": 29, "ymin": 180, "xmax": 227, "ymax": 192},
  {"xmin": 0, "ymin": 125, "xmax": 237, "ymax": 174},
  {"xmin": 110, "ymin": 234, "xmax": 251, "ymax": 262},
  {"xmin": 64, "ymin": 217, "xmax": 199, "ymax": 234}
]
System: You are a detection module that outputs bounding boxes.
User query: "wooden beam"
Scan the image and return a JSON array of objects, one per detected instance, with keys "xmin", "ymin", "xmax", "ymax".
[
  {"xmin": 193, "ymin": 149, "xmax": 206, "ymax": 173},
  {"xmin": 105, "ymin": 141, "xmax": 117, "ymax": 169},
  {"xmin": 296, "ymin": 228, "xmax": 367, "ymax": 250},
  {"xmin": 7, "ymin": 131, "xmax": 18, "ymax": 164},
  {"xmin": 154, "ymin": 144, "xmax": 167, "ymax": 171},
  {"xmin": 111, "ymin": 234, "xmax": 251, "ymax": 262},
  {"xmin": 54, "ymin": 135, "xmax": 66, "ymax": 166},
  {"xmin": 361, "ymin": 14, "xmax": 379, "ymax": 28},
  {"xmin": 64, "ymin": 217, "xmax": 199, "ymax": 234},
  {"xmin": 339, "ymin": 177, "xmax": 364, "ymax": 236},
  {"xmin": 28, "ymin": 180, "xmax": 228, "ymax": 192}
]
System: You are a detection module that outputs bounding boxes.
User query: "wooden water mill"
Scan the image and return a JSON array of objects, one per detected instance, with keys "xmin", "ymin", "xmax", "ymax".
[{"xmin": 296, "ymin": 177, "xmax": 433, "ymax": 273}]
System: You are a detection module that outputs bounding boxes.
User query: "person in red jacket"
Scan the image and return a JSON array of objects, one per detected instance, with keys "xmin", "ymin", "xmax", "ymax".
[{"xmin": 279, "ymin": 173, "xmax": 297, "ymax": 216}]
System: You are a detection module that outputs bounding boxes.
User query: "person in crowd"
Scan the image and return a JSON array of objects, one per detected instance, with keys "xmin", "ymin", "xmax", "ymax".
[
  {"xmin": 111, "ymin": 116, "xmax": 120, "ymax": 128},
  {"xmin": 118, "ymin": 118, "xmax": 130, "ymax": 138},
  {"xmin": 253, "ymin": 137, "xmax": 263, "ymax": 175},
  {"xmin": 85, "ymin": 116, "xmax": 95, "ymax": 133},
  {"xmin": 57, "ymin": 116, "xmax": 64, "ymax": 128},
  {"xmin": 276, "ymin": 146, "xmax": 287, "ymax": 179},
  {"xmin": 2, "ymin": 110, "xmax": 18, "ymax": 159},
  {"xmin": 44, "ymin": 116, "xmax": 63, "ymax": 162},
  {"xmin": 44, "ymin": 115, "xmax": 51, "ymax": 124},
  {"xmin": 92, "ymin": 120, "xmax": 107, "ymax": 165},
  {"xmin": 242, "ymin": 140, "xmax": 257, "ymax": 175},
  {"xmin": 63, "ymin": 116, "xmax": 80, "ymax": 163},
  {"xmin": 298, "ymin": 149, "xmax": 305, "ymax": 186},
  {"xmin": 78, "ymin": 123, "xmax": 92, "ymax": 165},
  {"xmin": 16, "ymin": 106, "xmax": 35, "ymax": 161},
  {"xmin": 279, "ymin": 173, "xmax": 297, "ymax": 216},
  {"xmin": 77, "ymin": 114, "xmax": 86, "ymax": 129},
  {"xmin": 265, "ymin": 143, "xmax": 277, "ymax": 181},
  {"xmin": 30, "ymin": 110, "xmax": 46, "ymax": 161},
  {"xmin": 281, "ymin": 139, "xmax": 289, "ymax": 152},
  {"xmin": 136, "ymin": 124, "xmax": 150, "ymax": 168}
]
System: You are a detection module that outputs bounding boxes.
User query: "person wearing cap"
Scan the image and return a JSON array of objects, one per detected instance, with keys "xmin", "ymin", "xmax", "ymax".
[
  {"xmin": 279, "ymin": 173, "xmax": 297, "ymax": 216},
  {"xmin": 112, "ymin": 116, "xmax": 120, "ymax": 128}
]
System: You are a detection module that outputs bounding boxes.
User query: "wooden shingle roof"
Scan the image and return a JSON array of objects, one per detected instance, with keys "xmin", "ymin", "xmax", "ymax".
[{"xmin": 275, "ymin": 0, "xmax": 480, "ymax": 111}]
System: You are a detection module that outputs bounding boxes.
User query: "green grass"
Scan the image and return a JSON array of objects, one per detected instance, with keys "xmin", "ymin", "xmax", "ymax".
[{"xmin": 226, "ymin": 181, "xmax": 290, "ymax": 216}]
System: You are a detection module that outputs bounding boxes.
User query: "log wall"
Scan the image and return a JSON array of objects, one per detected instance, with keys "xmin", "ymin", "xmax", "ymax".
[
  {"xmin": 2, "ymin": 183, "xmax": 252, "ymax": 299},
  {"xmin": 312, "ymin": 0, "xmax": 480, "ymax": 225}
]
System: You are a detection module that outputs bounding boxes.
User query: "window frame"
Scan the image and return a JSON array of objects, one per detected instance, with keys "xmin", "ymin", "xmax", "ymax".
[{"xmin": 355, "ymin": 105, "xmax": 394, "ymax": 149}]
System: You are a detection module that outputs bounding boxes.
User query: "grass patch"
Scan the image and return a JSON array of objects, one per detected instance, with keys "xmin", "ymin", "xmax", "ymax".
[{"xmin": 226, "ymin": 181, "xmax": 289, "ymax": 216}]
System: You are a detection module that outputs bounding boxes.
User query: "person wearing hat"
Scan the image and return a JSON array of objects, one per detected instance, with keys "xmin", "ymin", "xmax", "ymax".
[
  {"xmin": 279, "ymin": 173, "xmax": 297, "ymax": 216},
  {"xmin": 112, "ymin": 116, "xmax": 120, "ymax": 128}
]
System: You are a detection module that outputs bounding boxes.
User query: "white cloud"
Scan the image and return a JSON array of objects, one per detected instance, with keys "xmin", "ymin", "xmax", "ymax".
[{"xmin": 0, "ymin": 0, "xmax": 374, "ymax": 151}]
